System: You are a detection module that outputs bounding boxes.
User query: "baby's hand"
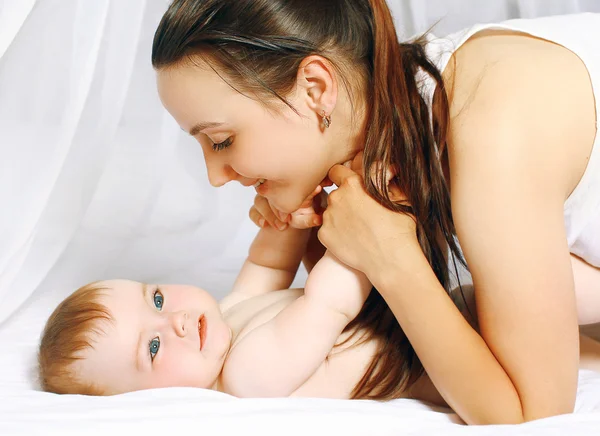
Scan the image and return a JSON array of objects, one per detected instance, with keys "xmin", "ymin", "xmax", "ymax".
[
  {"xmin": 249, "ymin": 194, "xmax": 289, "ymax": 231},
  {"xmin": 288, "ymin": 186, "xmax": 328, "ymax": 229},
  {"xmin": 249, "ymin": 186, "xmax": 327, "ymax": 231}
]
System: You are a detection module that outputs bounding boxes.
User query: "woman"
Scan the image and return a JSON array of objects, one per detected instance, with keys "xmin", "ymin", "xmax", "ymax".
[{"xmin": 151, "ymin": 0, "xmax": 600, "ymax": 425}]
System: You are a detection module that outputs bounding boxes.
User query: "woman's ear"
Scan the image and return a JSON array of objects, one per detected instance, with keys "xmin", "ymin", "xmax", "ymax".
[{"xmin": 296, "ymin": 55, "xmax": 338, "ymax": 118}]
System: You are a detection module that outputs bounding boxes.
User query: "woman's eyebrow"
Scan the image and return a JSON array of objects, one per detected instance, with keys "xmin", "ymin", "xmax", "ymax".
[{"xmin": 188, "ymin": 121, "xmax": 224, "ymax": 136}]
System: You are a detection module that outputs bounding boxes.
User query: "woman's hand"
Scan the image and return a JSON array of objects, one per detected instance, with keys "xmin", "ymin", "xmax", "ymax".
[
  {"xmin": 318, "ymin": 157, "xmax": 420, "ymax": 279},
  {"xmin": 249, "ymin": 185, "xmax": 328, "ymax": 231}
]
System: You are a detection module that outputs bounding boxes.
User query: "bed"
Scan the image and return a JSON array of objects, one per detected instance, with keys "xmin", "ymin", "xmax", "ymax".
[
  {"xmin": 1, "ymin": 1, "xmax": 600, "ymax": 434},
  {"xmin": 3, "ymin": 302, "xmax": 600, "ymax": 435}
]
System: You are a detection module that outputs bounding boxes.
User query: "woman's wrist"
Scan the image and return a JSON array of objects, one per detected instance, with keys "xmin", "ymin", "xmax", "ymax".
[{"xmin": 366, "ymin": 237, "xmax": 428, "ymax": 292}]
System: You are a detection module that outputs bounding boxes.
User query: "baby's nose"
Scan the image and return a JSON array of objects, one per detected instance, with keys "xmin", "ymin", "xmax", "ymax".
[{"xmin": 171, "ymin": 310, "xmax": 188, "ymax": 337}]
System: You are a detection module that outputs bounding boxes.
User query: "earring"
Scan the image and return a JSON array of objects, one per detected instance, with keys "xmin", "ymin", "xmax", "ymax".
[{"xmin": 320, "ymin": 110, "xmax": 331, "ymax": 129}]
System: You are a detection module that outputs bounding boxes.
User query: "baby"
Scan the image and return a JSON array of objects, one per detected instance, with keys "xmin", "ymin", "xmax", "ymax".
[
  {"xmin": 38, "ymin": 189, "xmax": 600, "ymax": 401},
  {"xmin": 39, "ymin": 205, "xmax": 435, "ymax": 400}
]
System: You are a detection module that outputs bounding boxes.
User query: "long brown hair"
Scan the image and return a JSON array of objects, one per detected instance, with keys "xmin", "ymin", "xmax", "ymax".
[{"xmin": 152, "ymin": 0, "xmax": 464, "ymax": 400}]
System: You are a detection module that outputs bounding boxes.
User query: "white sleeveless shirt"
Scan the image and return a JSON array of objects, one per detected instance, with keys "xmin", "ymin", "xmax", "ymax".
[{"xmin": 422, "ymin": 13, "xmax": 600, "ymax": 268}]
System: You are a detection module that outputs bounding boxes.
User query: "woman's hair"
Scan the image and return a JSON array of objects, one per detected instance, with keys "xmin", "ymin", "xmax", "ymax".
[
  {"xmin": 153, "ymin": 0, "xmax": 463, "ymax": 400},
  {"xmin": 38, "ymin": 282, "xmax": 112, "ymax": 395}
]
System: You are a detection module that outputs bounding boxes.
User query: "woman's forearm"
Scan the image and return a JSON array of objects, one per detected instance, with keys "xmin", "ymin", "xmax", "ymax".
[{"xmin": 370, "ymin": 249, "xmax": 525, "ymax": 425}]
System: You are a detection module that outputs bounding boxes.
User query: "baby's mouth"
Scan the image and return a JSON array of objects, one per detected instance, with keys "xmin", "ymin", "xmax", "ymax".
[{"xmin": 198, "ymin": 315, "xmax": 206, "ymax": 351}]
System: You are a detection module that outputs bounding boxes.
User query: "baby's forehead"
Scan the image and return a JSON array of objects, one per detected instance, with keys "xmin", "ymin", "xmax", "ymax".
[
  {"xmin": 98, "ymin": 279, "xmax": 140, "ymax": 292},
  {"xmin": 95, "ymin": 280, "xmax": 143, "ymax": 306},
  {"xmin": 78, "ymin": 298, "xmax": 132, "ymax": 357},
  {"xmin": 86, "ymin": 287, "xmax": 134, "ymax": 330}
]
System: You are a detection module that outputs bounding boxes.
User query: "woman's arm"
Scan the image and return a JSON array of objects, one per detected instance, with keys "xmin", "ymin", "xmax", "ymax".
[
  {"xmin": 321, "ymin": 34, "xmax": 594, "ymax": 423},
  {"xmin": 441, "ymin": 34, "xmax": 594, "ymax": 422}
]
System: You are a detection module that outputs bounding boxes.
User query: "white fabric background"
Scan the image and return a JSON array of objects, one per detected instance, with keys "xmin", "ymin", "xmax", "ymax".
[{"xmin": 2, "ymin": 1, "xmax": 600, "ymax": 435}]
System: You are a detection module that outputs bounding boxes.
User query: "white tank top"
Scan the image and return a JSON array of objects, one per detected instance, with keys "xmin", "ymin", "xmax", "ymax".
[{"xmin": 421, "ymin": 13, "xmax": 600, "ymax": 268}]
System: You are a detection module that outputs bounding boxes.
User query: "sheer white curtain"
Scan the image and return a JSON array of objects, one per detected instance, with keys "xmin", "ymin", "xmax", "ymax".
[
  {"xmin": 0, "ymin": 0, "xmax": 599, "ymax": 326},
  {"xmin": 390, "ymin": 0, "xmax": 600, "ymax": 38},
  {"xmin": 0, "ymin": 0, "xmax": 254, "ymax": 327}
]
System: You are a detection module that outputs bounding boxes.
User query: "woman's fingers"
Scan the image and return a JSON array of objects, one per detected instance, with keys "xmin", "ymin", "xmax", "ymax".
[
  {"xmin": 328, "ymin": 164, "xmax": 356, "ymax": 187},
  {"xmin": 350, "ymin": 151, "xmax": 364, "ymax": 176},
  {"xmin": 298, "ymin": 185, "xmax": 322, "ymax": 208}
]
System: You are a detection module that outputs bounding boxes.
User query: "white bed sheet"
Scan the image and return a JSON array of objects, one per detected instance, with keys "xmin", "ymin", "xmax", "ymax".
[
  {"xmin": 2, "ymin": 289, "xmax": 600, "ymax": 436},
  {"xmin": 1, "ymin": 373, "xmax": 600, "ymax": 436}
]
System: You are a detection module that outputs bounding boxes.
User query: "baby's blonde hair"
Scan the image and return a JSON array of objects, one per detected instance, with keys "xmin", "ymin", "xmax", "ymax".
[{"xmin": 38, "ymin": 281, "xmax": 112, "ymax": 395}]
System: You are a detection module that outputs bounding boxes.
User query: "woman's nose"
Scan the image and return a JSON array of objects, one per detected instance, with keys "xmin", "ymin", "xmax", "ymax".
[
  {"xmin": 205, "ymin": 157, "xmax": 237, "ymax": 187},
  {"xmin": 169, "ymin": 310, "xmax": 188, "ymax": 337}
]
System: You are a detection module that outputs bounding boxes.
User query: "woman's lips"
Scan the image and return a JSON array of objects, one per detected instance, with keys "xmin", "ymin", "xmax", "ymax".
[{"xmin": 198, "ymin": 315, "xmax": 207, "ymax": 351}]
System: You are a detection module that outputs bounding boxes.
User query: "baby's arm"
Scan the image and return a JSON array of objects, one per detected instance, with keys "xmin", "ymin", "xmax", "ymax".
[
  {"xmin": 221, "ymin": 250, "xmax": 371, "ymax": 397},
  {"xmin": 221, "ymin": 189, "xmax": 326, "ymax": 310},
  {"xmin": 302, "ymin": 226, "xmax": 327, "ymax": 274},
  {"xmin": 220, "ymin": 224, "xmax": 310, "ymax": 310}
]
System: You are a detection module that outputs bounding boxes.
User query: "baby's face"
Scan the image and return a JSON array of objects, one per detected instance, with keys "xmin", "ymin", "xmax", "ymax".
[{"xmin": 77, "ymin": 279, "xmax": 231, "ymax": 395}]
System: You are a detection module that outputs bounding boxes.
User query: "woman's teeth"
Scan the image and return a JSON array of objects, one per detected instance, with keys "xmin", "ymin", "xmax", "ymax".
[{"xmin": 253, "ymin": 179, "xmax": 265, "ymax": 188}]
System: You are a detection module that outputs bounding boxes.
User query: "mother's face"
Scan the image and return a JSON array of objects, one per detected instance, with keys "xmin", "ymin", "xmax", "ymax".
[{"xmin": 156, "ymin": 58, "xmax": 337, "ymax": 213}]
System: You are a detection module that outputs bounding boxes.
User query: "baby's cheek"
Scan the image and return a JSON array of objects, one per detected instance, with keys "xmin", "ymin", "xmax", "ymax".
[
  {"xmin": 164, "ymin": 286, "xmax": 206, "ymax": 308},
  {"xmin": 156, "ymin": 350, "xmax": 201, "ymax": 387},
  {"xmin": 163, "ymin": 290, "xmax": 187, "ymax": 307}
]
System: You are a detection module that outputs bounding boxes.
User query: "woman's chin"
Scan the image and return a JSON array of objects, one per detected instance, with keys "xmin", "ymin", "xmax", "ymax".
[
  {"xmin": 267, "ymin": 196, "xmax": 301, "ymax": 214},
  {"xmin": 266, "ymin": 184, "xmax": 318, "ymax": 213}
]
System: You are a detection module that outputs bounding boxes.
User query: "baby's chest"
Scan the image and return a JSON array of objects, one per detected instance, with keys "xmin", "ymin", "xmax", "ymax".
[{"xmin": 225, "ymin": 289, "xmax": 304, "ymax": 347}]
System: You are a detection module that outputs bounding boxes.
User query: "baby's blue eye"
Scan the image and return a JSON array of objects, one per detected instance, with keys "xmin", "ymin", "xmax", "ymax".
[
  {"xmin": 153, "ymin": 290, "xmax": 164, "ymax": 311},
  {"xmin": 149, "ymin": 337, "xmax": 160, "ymax": 361}
]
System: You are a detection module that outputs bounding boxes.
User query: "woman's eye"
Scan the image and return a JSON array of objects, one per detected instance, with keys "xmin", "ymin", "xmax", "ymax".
[
  {"xmin": 153, "ymin": 289, "xmax": 164, "ymax": 311},
  {"xmin": 149, "ymin": 337, "xmax": 160, "ymax": 361},
  {"xmin": 212, "ymin": 137, "xmax": 233, "ymax": 152}
]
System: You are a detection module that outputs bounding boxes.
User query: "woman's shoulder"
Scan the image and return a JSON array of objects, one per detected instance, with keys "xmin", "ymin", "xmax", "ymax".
[
  {"xmin": 445, "ymin": 28, "xmax": 592, "ymax": 122},
  {"xmin": 443, "ymin": 29, "xmax": 596, "ymax": 201}
]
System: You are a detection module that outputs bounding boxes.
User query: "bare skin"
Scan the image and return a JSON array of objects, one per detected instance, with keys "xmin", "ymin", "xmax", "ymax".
[
  {"xmin": 155, "ymin": 25, "xmax": 600, "ymax": 424},
  {"xmin": 76, "ymin": 276, "xmax": 600, "ymax": 406},
  {"xmin": 319, "ymin": 29, "xmax": 599, "ymax": 424},
  {"xmin": 73, "ymin": 216, "xmax": 436, "ymax": 401}
]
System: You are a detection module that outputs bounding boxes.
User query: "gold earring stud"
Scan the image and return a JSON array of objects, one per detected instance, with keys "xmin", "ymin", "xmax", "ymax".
[{"xmin": 320, "ymin": 110, "xmax": 331, "ymax": 129}]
